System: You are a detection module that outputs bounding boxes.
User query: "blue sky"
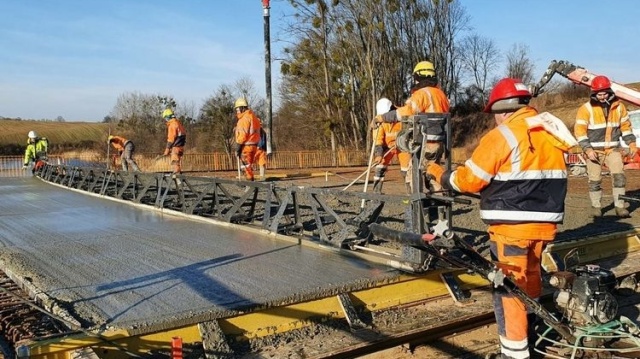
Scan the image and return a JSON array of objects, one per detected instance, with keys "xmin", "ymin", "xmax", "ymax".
[{"xmin": 0, "ymin": 0, "xmax": 638, "ymax": 122}]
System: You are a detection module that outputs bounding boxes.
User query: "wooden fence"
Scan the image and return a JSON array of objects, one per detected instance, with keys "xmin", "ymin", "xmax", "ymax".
[{"xmin": 1, "ymin": 148, "xmax": 473, "ymax": 177}]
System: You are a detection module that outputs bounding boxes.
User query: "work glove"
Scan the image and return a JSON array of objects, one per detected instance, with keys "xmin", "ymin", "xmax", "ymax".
[
  {"xmin": 425, "ymin": 163, "xmax": 445, "ymax": 184},
  {"xmin": 163, "ymin": 148, "xmax": 170, "ymax": 156},
  {"xmin": 236, "ymin": 144, "xmax": 243, "ymax": 157},
  {"xmin": 370, "ymin": 116, "xmax": 382, "ymax": 129},
  {"xmin": 22, "ymin": 164, "xmax": 28, "ymax": 170},
  {"xmin": 373, "ymin": 156, "xmax": 382, "ymax": 164},
  {"xmin": 584, "ymin": 148, "xmax": 598, "ymax": 162}
]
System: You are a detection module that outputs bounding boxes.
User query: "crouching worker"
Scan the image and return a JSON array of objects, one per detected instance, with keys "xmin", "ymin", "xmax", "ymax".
[{"xmin": 23, "ymin": 130, "xmax": 49, "ymax": 173}]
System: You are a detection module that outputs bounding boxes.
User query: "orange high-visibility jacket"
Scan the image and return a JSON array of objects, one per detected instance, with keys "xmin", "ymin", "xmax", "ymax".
[
  {"xmin": 375, "ymin": 122, "xmax": 403, "ymax": 149},
  {"xmin": 395, "ymin": 85, "xmax": 450, "ymax": 119},
  {"xmin": 109, "ymin": 136, "xmax": 129, "ymax": 153},
  {"xmin": 574, "ymin": 98, "xmax": 635, "ymax": 152},
  {"xmin": 165, "ymin": 118, "xmax": 186, "ymax": 149},
  {"xmin": 441, "ymin": 107, "xmax": 571, "ymax": 240},
  {"xmin": 235, "ymin": 109, "xmax": 262, "ymax": 146}
]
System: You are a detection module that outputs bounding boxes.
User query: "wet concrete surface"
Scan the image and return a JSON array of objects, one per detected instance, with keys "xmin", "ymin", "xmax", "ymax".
[{"xmin": 0, "ymin": 177, "xmax": 399, "ymax": 330}]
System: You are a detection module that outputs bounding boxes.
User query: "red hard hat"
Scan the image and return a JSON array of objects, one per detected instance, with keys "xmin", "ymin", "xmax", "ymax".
[
  {"xmin": 591, "ymin": 75, "xmax": 612, "ymax": 92},
  {"xmin": 483, "ymin": 78, "xmax": 532, "ymax": 113}
]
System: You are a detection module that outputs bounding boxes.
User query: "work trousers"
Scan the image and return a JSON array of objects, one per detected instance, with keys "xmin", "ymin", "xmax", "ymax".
[{"xmin": 489, "ymin": 232, "xmax": 547, "ymax": 359}]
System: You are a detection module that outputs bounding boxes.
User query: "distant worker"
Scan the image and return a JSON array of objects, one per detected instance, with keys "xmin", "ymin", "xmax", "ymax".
[
  {"xmin": 375, "ymin": 60, "xmax": 450, "ymax": 190},
  {"xmin": 234, "ymin": 98, "xmax": 262, "ymax": 181},
  {"xmin": 254, "ymin": 124, "xmax": 268, "ymax": 181},
  {"xmin": 23, "ymin": 130, "xmax": 49, "ymax": 172},
  {"xmin": 426, "ymin": 78, "xmax": 576, "ymax": 359},
  {"xmin": 161, "ymin": 109, "xmax": 187, "ymax": 174},
  {"xmin": 372, "ymin": 98, "xmax": 411, "ymax": 193},
  {"xmin": 574, "ymin": 75, "xmax": 636, "ymax": 217},
  {"xmin": 108, "ymin": 135, "xmax": 141, "ymax": 172}
]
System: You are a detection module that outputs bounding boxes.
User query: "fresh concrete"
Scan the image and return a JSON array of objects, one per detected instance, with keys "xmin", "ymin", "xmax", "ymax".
[{"xmin": 0, "ymin": 177, "xmax": 399, "ymax": 331}]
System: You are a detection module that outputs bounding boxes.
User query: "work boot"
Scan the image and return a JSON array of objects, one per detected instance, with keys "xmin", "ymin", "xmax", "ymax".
[
  {"xmin": 591, "ymin": 206, "xmax": 603, "ymax": 217},
  {"xmin": 615, "ymin": 207, "xmax": 630, "ymax": 217}
]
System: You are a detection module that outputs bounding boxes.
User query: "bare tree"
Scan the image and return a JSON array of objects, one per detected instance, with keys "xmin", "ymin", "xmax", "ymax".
[
  {"xmin": 198, "ymin": 84, "xmax": 236, "ymax": 154},
  {"xmin": 110, "ymin": 92, "xmax": 166, "ymax": 152},
  {"xmin": 459, "ymin": 34, "xmax": 500, "ymax": 104},
  {"xmin": 505, "ymin": 43, "xmax": 535, "ymax": 84}
]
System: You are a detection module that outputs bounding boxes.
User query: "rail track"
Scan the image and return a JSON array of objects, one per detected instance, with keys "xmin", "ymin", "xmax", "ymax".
[{"xmin": 0, "ymin": 271, "xmax": 66, "ymax": 358}]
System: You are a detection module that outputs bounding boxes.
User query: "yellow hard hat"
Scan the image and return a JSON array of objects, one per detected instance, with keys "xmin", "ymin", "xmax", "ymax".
[
  {"xmin": 413, "ymin": 61, "xmax": 435, "ymax": 77},
  {"xmin": 234, "ymin": 97, "xmax": 248, "ymax": 109},
  {"xmin": 162, "ymin": 108, "xmax": 175, "ymax": 119},
  {"xmin": 107, "ymin": 135, "xmax": 114, "ymax": 144}
]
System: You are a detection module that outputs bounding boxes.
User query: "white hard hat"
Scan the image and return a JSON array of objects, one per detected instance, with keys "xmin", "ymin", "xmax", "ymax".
[
  {"xmin": 376, "ymin": 98, "xmax": 393, "ymax": 116},
  {"xmin": 28, "ymin": 130, "xmax": 37, "ymax": 139}
]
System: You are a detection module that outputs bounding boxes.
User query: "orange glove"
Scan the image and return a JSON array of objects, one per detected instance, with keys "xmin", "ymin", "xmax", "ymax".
[{"xmin": 426, "ymin": 163, "xmax": 445, "ymax": 183}]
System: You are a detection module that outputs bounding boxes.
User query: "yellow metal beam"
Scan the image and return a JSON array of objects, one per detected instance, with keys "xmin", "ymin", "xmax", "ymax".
[
  {"xmin": 542, "ymin": 229, "xmax": 640, "ymax": 272},
  {"xmin": 20, "ymin": 269, "xmax": 487, "ymax": 358}
]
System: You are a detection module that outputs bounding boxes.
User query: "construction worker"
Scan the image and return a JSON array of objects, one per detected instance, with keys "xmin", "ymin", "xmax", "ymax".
[
  {"xmin": 161, "ymin": 109, "xmax": 186, "ymax": 174},
  {"xmin": 254, "ymin": 125, "xmax": 268, "ymax": 181},
  {"xmin": 574, "ymin": 75, "xmax": 636, "ymax": 217},
  {"xmin": 23, "ymin": 130, "xmax": 49, "ymax": 172},
  {"xmin": 234, "ymin": 98, "xmax": 262, "ymax": 181},
  {"xmin": 372, "ymin": 98, "xmax": 411, "ymax": 193},
  {"xmin": 108, "ymin": 135, "xmax": 141, "ymax": 172},
  {"xmin": 375, "ymin": 60, "xmax": 450, "ymax": 190},
  {"xmin": 426, "ymin": 78, "xmax": 576, "ymax": 359}
]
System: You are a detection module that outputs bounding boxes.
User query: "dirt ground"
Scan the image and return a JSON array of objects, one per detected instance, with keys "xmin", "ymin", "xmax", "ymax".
[{"xmin": 206, "ymin": 165, "xmax": 640, "ymax": 359}]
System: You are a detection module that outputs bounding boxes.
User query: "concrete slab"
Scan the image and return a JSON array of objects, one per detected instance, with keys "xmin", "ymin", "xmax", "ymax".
[{"xmin": 0, "ymin": 177, "xmax": 399, "ymax": 331}]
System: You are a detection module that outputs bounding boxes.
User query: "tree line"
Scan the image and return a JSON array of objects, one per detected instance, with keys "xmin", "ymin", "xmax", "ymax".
[{"xmin": 100, "ymin": 0, "xmax": 544, "ymax": 156}]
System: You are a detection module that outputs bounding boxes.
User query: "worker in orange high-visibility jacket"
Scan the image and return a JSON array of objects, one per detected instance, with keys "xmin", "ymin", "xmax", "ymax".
[
  {"xmin": 254, "ymin": 125, "xmax": 268, "ymax": 181},
  {"xmin": 234, "ymin": 98, "xmax": 262, "ymax": 181},
  {"xmin": 574, "ymin": 75, "xmax": 636, "ymax": 218},
  {"xmin": 108, "ymin": 135, "xmax": 141, "ymax": 172},
  {"xmin": 375, "ymin": 61, "xmax": 450, "ymax": 191},
  {"xmin": 371, "ymin": 98, "xmax": 411, "ymax": 193},
  {"xmin": 161, "ymin": 109, "xmax": 186, "ymax": 174},
  {"xmin": 427, "ymin": 78, "xmax": 577, "ymax": 359}
]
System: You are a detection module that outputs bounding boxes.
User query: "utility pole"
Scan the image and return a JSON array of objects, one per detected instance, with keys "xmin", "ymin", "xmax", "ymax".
[{"xmin": 262, "ymin": 0, "xmax": 273, "ymax": 155}]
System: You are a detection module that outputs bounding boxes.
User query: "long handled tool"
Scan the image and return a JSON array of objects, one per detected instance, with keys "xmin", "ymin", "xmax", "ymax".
[
  {"xmin": 106, "ymin": 128, "xmax": 111, "ymax": 170},
  {"xmin": 343, "ymin": 147, "xmax": 395, "ymax": 192},
  {"xmin": 368, "ymin": 223, "xmax": 577, "ymax": 344},
  {"xmin": 359, "ymin": 126, "xmax": 380, "ymax": 207}
]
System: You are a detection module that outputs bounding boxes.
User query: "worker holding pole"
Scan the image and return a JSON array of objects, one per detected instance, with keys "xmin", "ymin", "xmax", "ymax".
[
  {"xmin": 372, "ymin": 98, "xmax": 411, "ymax": 193},
  {"xmin": 234, "ymin": 97, "xmax": 262, "ymax": 181}
]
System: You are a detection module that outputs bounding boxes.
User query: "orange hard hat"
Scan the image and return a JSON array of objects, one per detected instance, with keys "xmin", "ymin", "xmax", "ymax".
[
  {"xmin": 483, "ymin": 78, "xmax": 532, "ymax": 113},
  {"xmin": 591, "ymin": 75, "xmax": 612, "ymax": 93}
]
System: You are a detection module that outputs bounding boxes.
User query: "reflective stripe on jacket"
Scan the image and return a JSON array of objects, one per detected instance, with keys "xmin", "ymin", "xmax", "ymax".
[
  {"xmin": 396, "ymin": 85, "xmax": 450, "ymax": 119},
  {"xmin": 235, "ymin": 109, "xmax": 262, "ymax": 145},
  {"xmin": 166, "ymin": 118, "xmax": 186, "ymax": 149},
  {"xmin": 441, "ymin": 107, "xmax": 570, "ymax": 240},
  {"xmin": 574, "ymin": 99, "xmax": 634, "ymax": 151}
]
